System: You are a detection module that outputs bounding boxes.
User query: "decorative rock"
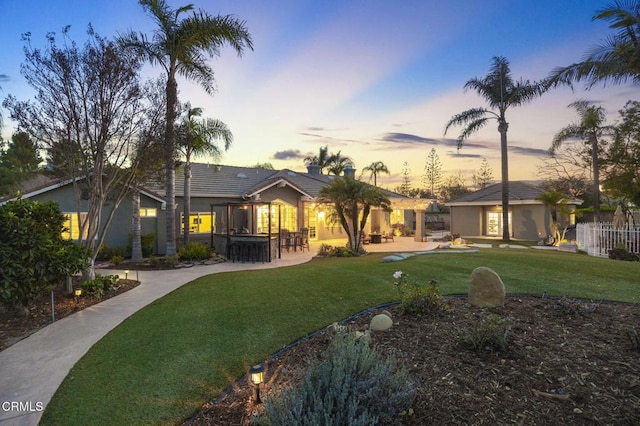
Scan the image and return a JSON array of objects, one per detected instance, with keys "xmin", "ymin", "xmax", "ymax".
[
  {"xmin": 381, "ymin": 310, "xmax": 393, "ymax": 319},
  {"xmin": 558, "ymin": 242, "xmax": 578, "ymax": 253},
  {"xmin": 369, "ymin": 314, "xmax": 393, "ymax": 331},
  {"xmin": 468, "ymin": 266, "xmax": 506, "ymax": 308}
]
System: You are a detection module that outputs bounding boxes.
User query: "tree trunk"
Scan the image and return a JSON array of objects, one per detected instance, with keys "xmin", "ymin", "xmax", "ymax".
[
  {"xmin": 131, "ymin": 189, "xmax": 143, "ymax": 262},
  {"xmin": 183, "ymin": 162, "xmax": 191, "ymax": 245},
  {"xmin": 499, "ymin": 120, "xmax": 511, "ymax": 241},
  {"xmin": 591, "ymin": 134, "xmax": 601, "ymax": 222},
  {"xmin": 165, "ymin": 70, "xmax": 178, "ymax": 256}
]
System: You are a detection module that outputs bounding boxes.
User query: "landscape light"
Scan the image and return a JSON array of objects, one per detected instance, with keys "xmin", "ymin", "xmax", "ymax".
[
  {"xmin": 124, "ymin": 270, "xmax": 129, "ymax": 280},
  {"xmin": 249, "ymin": 364, "xmax": 265, "ymax": 403}
]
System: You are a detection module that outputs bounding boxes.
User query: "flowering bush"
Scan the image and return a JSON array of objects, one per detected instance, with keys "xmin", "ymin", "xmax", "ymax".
[{"xmin": 392, "ymin": 271, "xmax": 448, "ymax": 315}]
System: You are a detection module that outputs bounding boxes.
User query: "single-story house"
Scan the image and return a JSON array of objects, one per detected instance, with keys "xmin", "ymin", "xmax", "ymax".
[
  {"xmin": 2, "ymin": 163, "xmax": 431, "ymax": 255},
  {"xmin": 445, "ymin": 181, "xmax": 582, "ymax": 240}
]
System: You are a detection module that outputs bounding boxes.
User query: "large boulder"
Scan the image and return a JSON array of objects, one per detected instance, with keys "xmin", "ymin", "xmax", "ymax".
[{"xmin": 468, "ymin": 266, "xmax": 506, "ymax": 308}]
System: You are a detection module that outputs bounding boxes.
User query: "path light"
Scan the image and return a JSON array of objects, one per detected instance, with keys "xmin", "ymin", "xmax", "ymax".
[
  {"xmin": 249, "ymin": 364, "xmax": 265, "ymax": 404},
  {"xmin": 124, "ymin": 270, "xmax": 129, "ymax": 280},
  {"xmin": 74, "ymin": 288, "xmax": 82, "ymax": 304}
]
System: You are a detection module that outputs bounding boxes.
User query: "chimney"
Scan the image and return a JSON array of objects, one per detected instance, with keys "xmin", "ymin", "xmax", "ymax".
[
  {"xmin": 343, "ymin": 164, "xmax": 356, "ymax": 178},
  {"xmin": 306, "ymin": 163, "xmax": 320, "ymax": 175}
]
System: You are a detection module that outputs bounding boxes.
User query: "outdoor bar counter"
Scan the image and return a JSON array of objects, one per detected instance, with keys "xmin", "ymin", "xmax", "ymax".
[{"xmin": 212, "ymin": 233, "xmax": 279, "ymax": 263}]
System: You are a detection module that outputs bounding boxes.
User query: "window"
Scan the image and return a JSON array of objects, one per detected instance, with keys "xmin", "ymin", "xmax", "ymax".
[
  {"xmin": 62, "ymin": 213, "xmax": 89, "ymax": 240},
  {"xmin": 140, "ymin": 208, "xmax": 157, "ymax": 217},
  {"xmin": 256, "ymin": 201, "xmax": 297, "ymax": 233},
  {"xmin": 181, "ymin": 212, "xmax": 215, "ymax": 234},
  {"xmin": 486, "ymin": 211, "xmax": 512, "ymax": 236}
]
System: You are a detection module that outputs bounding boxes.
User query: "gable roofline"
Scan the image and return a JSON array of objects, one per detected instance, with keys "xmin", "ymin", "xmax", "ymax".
[
  {"xmin": 445, "ymin": 181, "xmax": 583, "ymax": 207},
  {"xmin": 246, "ymin": 177, "xmax": 313, "ymax": 199},
  {"xmin": 0, "ymin": 173, "xmax": 165, "ymax": 205}
]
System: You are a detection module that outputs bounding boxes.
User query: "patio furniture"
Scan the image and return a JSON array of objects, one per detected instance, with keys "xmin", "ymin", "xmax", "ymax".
[
  {"xmin": 361, "ymin": 231, "xmax": 371, "ymax": 245},
  {"xmin": 370, "ymin": 233, "xmax": 382, "ymax": 244},
  {"xmin": 382, "ymin": 231, "xmax": 394, "ymax": 242},
  {"xmin": 298, "ymin": 228, "xmax": 310, "ymax": 251},
  {"xmin": 280, "ymin": 229, "xmax": 291, "ymax": 252}
]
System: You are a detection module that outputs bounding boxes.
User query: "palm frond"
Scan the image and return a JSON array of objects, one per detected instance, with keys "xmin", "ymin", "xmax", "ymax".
[{"xmin": 444, "ymin": 108, "xmax": 492, "ymax": 136}]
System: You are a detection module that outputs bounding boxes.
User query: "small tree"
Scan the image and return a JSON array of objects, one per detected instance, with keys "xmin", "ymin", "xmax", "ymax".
[
  {"xmin": 0, "ymin": 199, "xmax": 88, "ymax": 315},
  {"xmin": 0, "ymin": 132, "xmax": 42, "ymax": 196},
  {"xmin": 318, "ymin": 177, "xmax": 391, "ymax": 253},
  {"xmin": 535, "ymin": 190, "xmax": 573, "ymax": 244},
  {"xmin": 4, "ymin": 27, "xmax": 156, "ymax": 279},
  {"xmin": 472, "ymin": 157, "xmax": 494, "ymax": 190},
  {"xmin": 395, "ymin": 161, "xmax": 413, "ymax": 196},
  {"xmin": 423, "ymin": 148, "xmax": 442, "ymax": 197}
]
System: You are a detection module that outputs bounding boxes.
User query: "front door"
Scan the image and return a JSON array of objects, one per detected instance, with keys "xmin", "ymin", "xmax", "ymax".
[{"xmin": 487, "ymin": 211, "xmax": 512, "ymax": 237}]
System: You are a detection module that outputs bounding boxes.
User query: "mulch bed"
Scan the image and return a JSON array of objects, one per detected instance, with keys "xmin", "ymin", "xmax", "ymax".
[
  {"xmin": 0, "ymin": 277, "xmax": 140, "ymax": 351},
  {"xmin": 187, "ymin": 296, "xmax": 640, "ymax": 425}
]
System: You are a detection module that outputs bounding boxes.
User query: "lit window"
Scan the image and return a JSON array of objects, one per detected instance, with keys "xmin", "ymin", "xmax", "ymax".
[
  {"xmin": 62, "ymin": 213, "xmax": 89, "ymax": 240},
  {"xmin": 181, "ymin": 212, "xmax": 215, "ymax": 234},
  {"xmin": 140, "ymin": 208, "xmax": 157, "ymax": 217}
]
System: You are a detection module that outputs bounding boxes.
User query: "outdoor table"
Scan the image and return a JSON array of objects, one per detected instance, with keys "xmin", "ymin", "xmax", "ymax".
[{"xmin": 370, "ymin": 233, "xmax": 382, "ymax": 244}]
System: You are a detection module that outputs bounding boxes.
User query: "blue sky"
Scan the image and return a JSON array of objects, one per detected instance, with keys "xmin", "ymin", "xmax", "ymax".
[{"xmin": 2, "ymin": 0, "xmax": 639, "ymax": 188}]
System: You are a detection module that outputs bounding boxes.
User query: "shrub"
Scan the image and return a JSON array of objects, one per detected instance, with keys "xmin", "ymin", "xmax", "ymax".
[
  {"xmin": 178, "ymin": 242, "xmax": 212, "ymax": 261},
  {"xmin": 608, "ymin": 244, "xmax": 639, "ymax": 261},
  {"xmin": 96, "ymin": 243, "xmax": 127, "ymax": 261},
  {"xmin": 259, "ymin": 330, "xmax": 415, "ymax": 425},
  {"xmin": 81, "ymin": 275, "xmax": 119, "ymax": 298},
  {"xmin": 127, "ymin": 233, "xmax": 156, "ymax": 258},
  {"xmin": 0, "ymin": 199, "xmax": 89, "ymax": 314},
  {"xmin": 555, "ymin": 295, "xmax": 601, "ymax": 316},
  {"xmin": 458, "ymin": 312, "xmax": 511, "ymax": 353},
  {"xmin": 315, "ymin": 244, "xmax": 357, "ymax": 258},
  {"xmin": 110, "ymin": 255, "xmax": 124, "ymax": 267},
  {"xmin": 392, "ymin": 271, "xmax": 448, "ymax": 316}
]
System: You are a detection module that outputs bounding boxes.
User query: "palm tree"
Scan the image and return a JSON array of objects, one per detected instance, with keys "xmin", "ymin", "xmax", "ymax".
[
  {"xmin": 318, "ymin": 177, "xmax": 391, "ymax": 253},
  {"xmin": 176, "ymin": 107, "xmax": 232, "ymax": 244},
  {"xmin": 535, "ymin": 190, "xmax": 565, "ymax": 244},
  {"xmin": 119, "ymin": 0, "xmax": 252, "ymax": 256},
  {"xmin": 326, "ymin": 151, "xmax": 353, "ymax": 176},
  {"xmin": 362, "ymin": 161, "xmax": 390, "ymax": 186},
  {"xmin": 549, "ymin": 1, "xmax": 640, "ymax": 88},
  {"xmin": 304, "ymin": 145, "xmax": 332, "ymax": 174},
  {"xmin": 550, "ymin": 100, "xmax": 614, "ymax": 222},
  {"xmin": 445, "ymin": 56, "xmax": 545, "ymax": 241}
]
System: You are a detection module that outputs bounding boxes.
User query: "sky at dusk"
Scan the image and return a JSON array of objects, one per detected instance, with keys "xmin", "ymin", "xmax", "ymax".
[{"xmin": 2, "ymin": 0, "xmax": 640, "ymax": 189}]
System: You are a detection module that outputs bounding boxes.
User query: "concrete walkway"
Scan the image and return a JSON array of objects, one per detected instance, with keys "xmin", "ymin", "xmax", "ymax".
[{"xmin": 0, "ymin": 236, "xmax": 434, "ymax": 425}]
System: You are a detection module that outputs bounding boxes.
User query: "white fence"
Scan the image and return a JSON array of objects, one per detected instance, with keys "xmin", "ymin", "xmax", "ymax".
[{"xmin": 576, "ymin": 222, "xmax": 640, "ymax": 258}]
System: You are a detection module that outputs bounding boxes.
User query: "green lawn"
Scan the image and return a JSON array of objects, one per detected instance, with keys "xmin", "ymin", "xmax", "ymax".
[{"xmin": 41, "ymin": 250, "xmax": 639, "ymax": 425}]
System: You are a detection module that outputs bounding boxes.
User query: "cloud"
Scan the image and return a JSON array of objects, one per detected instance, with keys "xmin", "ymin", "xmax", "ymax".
[
  {"xmin": 446, "ymin": 151, "xmax": 483, "ymax": 159},
  {"xmin": 272, "ymin": 149, "xmax": 306, "ymax": 160},
  {"xmin": 380, "ymin": 132, "xmax": 440, "ymax": 145},
  {"xmin": 509, "ymin": 145, "xmax": 550, "ymax": 157},
  {"xmin": 0, "ymin": 74, "xmax": 9, "ymax": 82}
]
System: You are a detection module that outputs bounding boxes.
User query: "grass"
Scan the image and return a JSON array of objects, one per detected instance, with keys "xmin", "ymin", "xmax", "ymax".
[{"xmin": 41, "ymin": 249, "xmax": 640, "ymax": 425}]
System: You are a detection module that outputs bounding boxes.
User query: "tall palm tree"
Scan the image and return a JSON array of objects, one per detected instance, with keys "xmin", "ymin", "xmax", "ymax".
[
  {"xmin": 304, "ymin": 145, "xmax": 332, "ymax": 174},
  {"xmin": 119, "ymin": 0, "xmax": 252, "ymax": 256},
  {"xmin": 445, "ymin": 56, "xmax": 545, "ymax": 241},
  {"xmin": 326, "ymin": 151, "xmax": 353, "ymax": 176},
  {"xmin": 176, "ymin": 107, "xmax": 232, "ymax": 244},
  {"xmin": 549, "ymin": 1, "xmax": 640, "ymax": 88},
  {"xmin": 550, "ymin": 100, "xmax": 614, "ymax": 222},
  {"xmin": 362, "ymin": 161, "xmax": 390, "ymax": 186}
]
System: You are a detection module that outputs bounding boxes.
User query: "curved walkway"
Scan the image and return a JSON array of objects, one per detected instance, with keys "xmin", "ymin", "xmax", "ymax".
[
  {"xmin": 0, "ymin": 252, "xmax": 313, "ymax": 426},
  {"xmin": 0, "ymin": 237, "xmax": 437, "ymax": 425}
]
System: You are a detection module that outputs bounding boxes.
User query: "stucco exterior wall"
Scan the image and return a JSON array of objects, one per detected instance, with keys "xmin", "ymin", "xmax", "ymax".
[{"xmin": 450, "ymin": 206, "xmax": 483, "ymax": 236}]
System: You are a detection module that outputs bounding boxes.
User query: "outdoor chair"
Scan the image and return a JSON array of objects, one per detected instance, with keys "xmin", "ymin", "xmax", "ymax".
[
  {"xmin": 382, "ymin": 230, "xmax": 394, "ymax": 242},
  {"xmin": 298, "ymin": 227, "xmax": 310, "ymax": 251},
  {"xmin": 280, "ymin": 229, "xmax": 291, "ymax": 252},
  {"xmin": 360, "ymin": 230, "xmax": 371, "ymax": 244}
]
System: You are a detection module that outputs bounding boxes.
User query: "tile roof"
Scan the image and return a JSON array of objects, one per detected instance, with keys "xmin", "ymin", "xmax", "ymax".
[
  {"xmin": 447, "ymin": 181, "xmax": 546, "ymax": 205},
  {"xmin": 147, "ymin": 163, "xmax": 409, "ymax": 200}
]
